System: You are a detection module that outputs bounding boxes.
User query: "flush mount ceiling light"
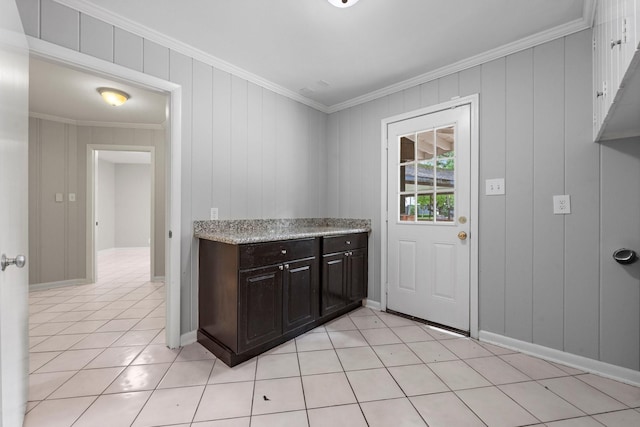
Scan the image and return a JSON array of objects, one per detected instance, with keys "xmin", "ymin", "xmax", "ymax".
[
  {"xmin": 328, "ymin": 0, "xmax": 360, "ymax": 8},
  {"xmin": 97, "ymin": 87, "xmax": 130, "ymax": 106}
]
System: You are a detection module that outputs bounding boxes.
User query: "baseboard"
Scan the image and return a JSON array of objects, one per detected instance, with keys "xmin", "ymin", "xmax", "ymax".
[
  {"xmin": 479, "ymin": 330, "xmax": 640, "ymax": 387},
  {"xmin": 364, "ymin": 299, "xmax": 381, "ymax": 311},
  {"xmin": 181, "ymin": 330, "xmax": 197, "ymax": 347},
  {"xmin": 29, "ymin": 279, "xmax": 89, "ymax": 291},
  {"xmin": 151, "ymin": 276, "xmax": 165, "ymax": 282}
]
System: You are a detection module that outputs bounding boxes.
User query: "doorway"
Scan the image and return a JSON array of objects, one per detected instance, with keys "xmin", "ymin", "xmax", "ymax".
[
  {"xmin": 381, "ymin": 96, "xmax": 479, "ymax": 338},
  {"xmin": 90, "ymin": 149, "xmax": 158, "ymax": 283},
  {"xmin": 27, "ymin": 45, "xmax": 182, "ymax": 348}
]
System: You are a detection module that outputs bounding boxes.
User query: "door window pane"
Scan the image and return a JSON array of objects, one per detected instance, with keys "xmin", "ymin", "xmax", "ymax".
[
  {"xmin": 436, "ymin": 193, "xmax": 455, "ymax": 222},
  {"xmin": 400, "ymin": 135, "xmax": 415, "ymax": 162},
  {"xmin": 416, "ymin": 130, "xmax": 435, "ymax": 160},
  {"xmin": 416, "ymin": 194, "xmax": 434, "ymax": 222},
  {"xmin": 416, "ymin": 161, "xmax": 434, "ymax": 191},
  {"xmin": 400, "ymin": 195, "xmax": 415, "ymax": 221}
]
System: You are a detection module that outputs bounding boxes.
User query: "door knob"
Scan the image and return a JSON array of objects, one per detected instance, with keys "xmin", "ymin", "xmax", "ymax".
[
  {"xmin": 457, "ymin": 231, "xmax": 467, "ymax": 241},
  {"xmin": 1, "ymin": 254, "xmax": 26, "ymax": 272}
]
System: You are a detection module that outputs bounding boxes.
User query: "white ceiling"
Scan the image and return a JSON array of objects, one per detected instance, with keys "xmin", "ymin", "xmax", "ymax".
[
  {"xmin": 29, "ymin": 57, "xmax": 167, "ymax": 124},
  {"xmin": 65, "ymin": 0, "xmax": 588, "ymax": 110}
]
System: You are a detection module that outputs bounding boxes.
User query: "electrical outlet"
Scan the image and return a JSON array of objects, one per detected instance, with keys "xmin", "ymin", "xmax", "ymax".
[
  {"xmin": 55, "ymin": 193, "xmax": 63, "ymax": 202},
  {"xmin": 210, "ymin": 208, "xmax": 218, "ymax": 220},
  {"xmin": 553, "ymin": 195, "xmax": 571, "ymax": 214},
  {"xmin": 485, "ymin": 178, "xmax": 505, "ymax": 195},
  {"xmin": 68, "ymin": 193, "xmax": 76, "ymax": 202}
]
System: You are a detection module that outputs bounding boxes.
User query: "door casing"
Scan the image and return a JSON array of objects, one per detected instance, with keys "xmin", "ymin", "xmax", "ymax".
[
  {"xmin": 380, "ymin": 94, "xmax": 480, "ymax": 339},
  {"xmin": 28, "ymin": 37, "xmax": 183, "ymax": 349}
]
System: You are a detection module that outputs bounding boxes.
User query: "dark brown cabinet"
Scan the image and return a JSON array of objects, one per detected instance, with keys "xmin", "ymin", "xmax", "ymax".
[
  {"xmin": 238, "ymin": 264, "xmax": 283, "ymax": 352},
  {"xmin": 198, "ymin": 232, "xmax": 367, "ymax": 366},
  {"xmin": 321, "ymin": 233, "xmax": 368, "ymax": 317}
]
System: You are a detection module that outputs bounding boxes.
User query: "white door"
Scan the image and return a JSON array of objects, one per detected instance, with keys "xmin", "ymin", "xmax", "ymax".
[
  {"xmin": 0, "ymin": 1, "xmax": 29, "ymax": 426},
  {"xmin": 387, "ymin": 105, "xmax": 471, "ymax": 332}
]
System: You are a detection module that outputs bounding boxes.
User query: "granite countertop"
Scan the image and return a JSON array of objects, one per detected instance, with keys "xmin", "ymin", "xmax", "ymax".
[{"xmin": 194, "ymin": 218, "xmax": 371, "ymax": 244}]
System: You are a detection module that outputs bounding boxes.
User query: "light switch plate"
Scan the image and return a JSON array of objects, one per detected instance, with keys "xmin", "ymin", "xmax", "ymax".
[
  {"xmin": 210, "ymin": 208, "xmax": 219, "ymax": 220},
  {"xmin": 55, "ymin": 193, "xmax": 63, "ymax": 202},
  {"xmin": 485, "ymin": 178, "xmax": 505, "ymax": 195},
  {"xmin": 68, "ymin": 193, "xmax": 76, "ymax": 202},
  {"xmin": 553, "ymin": 195, "xmax": 571, "ymax": 214}
]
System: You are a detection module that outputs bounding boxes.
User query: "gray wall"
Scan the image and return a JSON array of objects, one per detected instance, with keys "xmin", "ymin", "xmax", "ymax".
[
  {"xmin": 327, "ymin": 30, "xmax": 640, "ymax": 372},
  {"xmin": 28, "ymin": 118, "xmax": 166, "ymax": 283},
  {"xmin": 18, "ymin": 0, "xmax": 328, "ymax": 335},
  {"xmin": 28, "ymin": 118, "xmax": 81, "ymax": 284},
  {"xmin": 96, "ymin": 158, "xmax": 115, "ymax": 251},
  {"xmin": 114, "ymin": 163, "xmax": 151, "ymax": 248}
]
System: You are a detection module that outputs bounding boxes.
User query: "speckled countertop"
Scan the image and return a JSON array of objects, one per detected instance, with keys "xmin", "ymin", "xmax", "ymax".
[{"xmin": 194, "ymin": 218, "xmax": 371, "ymax": 244}]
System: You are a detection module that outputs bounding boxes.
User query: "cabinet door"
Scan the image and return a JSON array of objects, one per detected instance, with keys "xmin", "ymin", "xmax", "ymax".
[
  {"xmin": 347, "ymin": 248, "xmax": 367, "ymax": 303},
  {"xmin": 283, "ymin": 257, "xmax": 318, "ymax": 333},
  {"xmin": 238, "ymin": 265, "xmax": 282, "ymax": 352},
  {"xmin": 321, "ymin": 253, "xmax": 347, "ymax": 316}
]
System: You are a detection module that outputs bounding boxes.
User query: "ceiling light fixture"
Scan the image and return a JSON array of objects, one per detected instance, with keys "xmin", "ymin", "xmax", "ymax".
[
  {"xmin": 97, "ymin": 87, "xmax": 130, "ymax": 106},
  {"xmin": 328, "ymin": 0, "xmax": 360, "ymax": 8}
]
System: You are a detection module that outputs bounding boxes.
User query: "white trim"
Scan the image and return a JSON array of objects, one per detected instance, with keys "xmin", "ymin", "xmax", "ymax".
[
  {"xmin": 53, "ymin": 0, "xmax": 328, "ymax": 113},
  {"xmin": 328, "ymin": 19, "xmax": 590, "ymax": 113},
  {"xmin": 380, "ymin": 95, "xmax": 480, "ymax": 339},
  {"xmin": 28, "ymin": 112, "xmax": 165, "ymax": 130},
  {"xmin": 479, "ymin": 330, "xmax": 640, "ymax": 387},
  {"xmin": 363, "ymin": 300, "xmax": 381, "ymax": 311},
  {"xmin": 27, "ymin": 38, "xmax": 182, "ymax": 349},
  {"xmin": 86, "ymin": 145, "xmax": 156, "ymax": 284},
  {"xmin": 180, "ymin": 330, "xmax": 197, "ymax": 347},
  {"xmin": 151, "ymin": 276, "xmax": 165, "ymax": 282},
  {"xmin": 29, "ymin": 279, "xmax": 88, "ymax": 292},
  {"xmin": 54, "ymin": 0, "xmax": 592, "ymax": 114}
]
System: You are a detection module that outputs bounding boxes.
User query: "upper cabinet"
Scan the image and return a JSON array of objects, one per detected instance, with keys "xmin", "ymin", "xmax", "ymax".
[{"xmin": 593, "ymin": 0, "xmax": 640, "ymax": 141}]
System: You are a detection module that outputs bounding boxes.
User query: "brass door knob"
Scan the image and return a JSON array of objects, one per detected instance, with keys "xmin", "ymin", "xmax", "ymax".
[{"xmin": 457, "ymin": 231, "xmax": 467, "ymax": 241}]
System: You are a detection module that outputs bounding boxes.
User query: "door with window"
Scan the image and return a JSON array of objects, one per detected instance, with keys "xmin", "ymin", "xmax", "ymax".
[{"xmin": 386, "ymin": 105, "xmax": 471, "ymax": 332}]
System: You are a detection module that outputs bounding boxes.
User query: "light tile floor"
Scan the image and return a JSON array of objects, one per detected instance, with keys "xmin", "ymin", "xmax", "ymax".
[{"xmin": 25, "ymin": 248, "xmax": 640, "ymax": 426}]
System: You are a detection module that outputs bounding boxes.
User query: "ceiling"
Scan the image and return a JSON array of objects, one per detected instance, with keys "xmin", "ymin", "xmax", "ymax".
[
  {"xmin": 61, "ymin": 0, "xmax": 589, "ymax": 111},
  {"xmin": 29, "ymin": 57, "xmax": 167, "ymax": 124}
]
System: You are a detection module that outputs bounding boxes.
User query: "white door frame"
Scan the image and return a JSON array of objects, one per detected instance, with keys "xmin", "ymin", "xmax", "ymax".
[
  {"xmin": 28, "ymin": 38, "xmax": 182, "ymax": 348},
  {"xmin": 87, "ymin": 146, "xmax": 156, "ymax": 283},
  {"xmin": 380, "ymin": 94, "xmax": 480, "ymax": 339}
]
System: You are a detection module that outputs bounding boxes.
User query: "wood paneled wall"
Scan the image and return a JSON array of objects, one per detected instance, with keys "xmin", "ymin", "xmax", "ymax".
[{"xmin": 329, "ymin": 30, "xmax": 639, "ymax": 372}]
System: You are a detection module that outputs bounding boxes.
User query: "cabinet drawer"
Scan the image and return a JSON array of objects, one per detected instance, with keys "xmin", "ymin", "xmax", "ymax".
[
  {"xmin": 240, "ymin": 238, "xmax": 316, "ymax": 269},
  {"xmin": 322, "ymin": 233, "xmax": 367, "ymax": 254}
]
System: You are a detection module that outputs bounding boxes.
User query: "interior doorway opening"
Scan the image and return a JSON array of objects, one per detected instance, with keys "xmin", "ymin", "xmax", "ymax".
[{"xmin": 90, "ymin": 148, "xmax": 160, "ymax": 284}]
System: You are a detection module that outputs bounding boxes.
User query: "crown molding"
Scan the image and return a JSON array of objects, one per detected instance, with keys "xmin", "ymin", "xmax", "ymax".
[
  {"xmin": 55, "ymin": 0, "xmax": 595, "ymax": 115},
  {"xmin": 54, "ymin": 0, "xmax": 330, "ymax": 113},
  {"xmin": 30, "ymin": 111, "xmax": 165, "ymax": 129},
  {"xmin": 327, "ymin": 15, "xmax": 593, "ymax": 113}
]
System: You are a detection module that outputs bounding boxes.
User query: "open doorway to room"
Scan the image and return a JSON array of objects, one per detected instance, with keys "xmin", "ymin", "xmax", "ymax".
[{"xmin": 93, "ymin": 149, "xmax": 156, "ymax": 283}]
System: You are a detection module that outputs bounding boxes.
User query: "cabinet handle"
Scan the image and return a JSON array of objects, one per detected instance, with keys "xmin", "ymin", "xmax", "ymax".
[
  {"xmin": 349, "ymin": 251, "xmax": 353, "ymax": 256},
  {"xmin": 611, "ymin": 39, "xmax": 622, "ymax": 48},
  {"xmin": 596, "ymin": 91, "xmax": 604, "ymax": 98},
  {"xmin": 344, "ymin": 252, "xmax": 349, "ymax": 257},
  {"xmin": 284, "ymin": 264, "xmax": 289, "ymax": 270},
  {"xmin": 346, "ymin": 240, "xmax": 351, "ymax": 245},
  {"xmin": 279, "ymin": 265, "xmax": 284, "ymax": 270},
  {"xmin": 281, "ymin": 249, "xmax": 287, "ymax": 255}
]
